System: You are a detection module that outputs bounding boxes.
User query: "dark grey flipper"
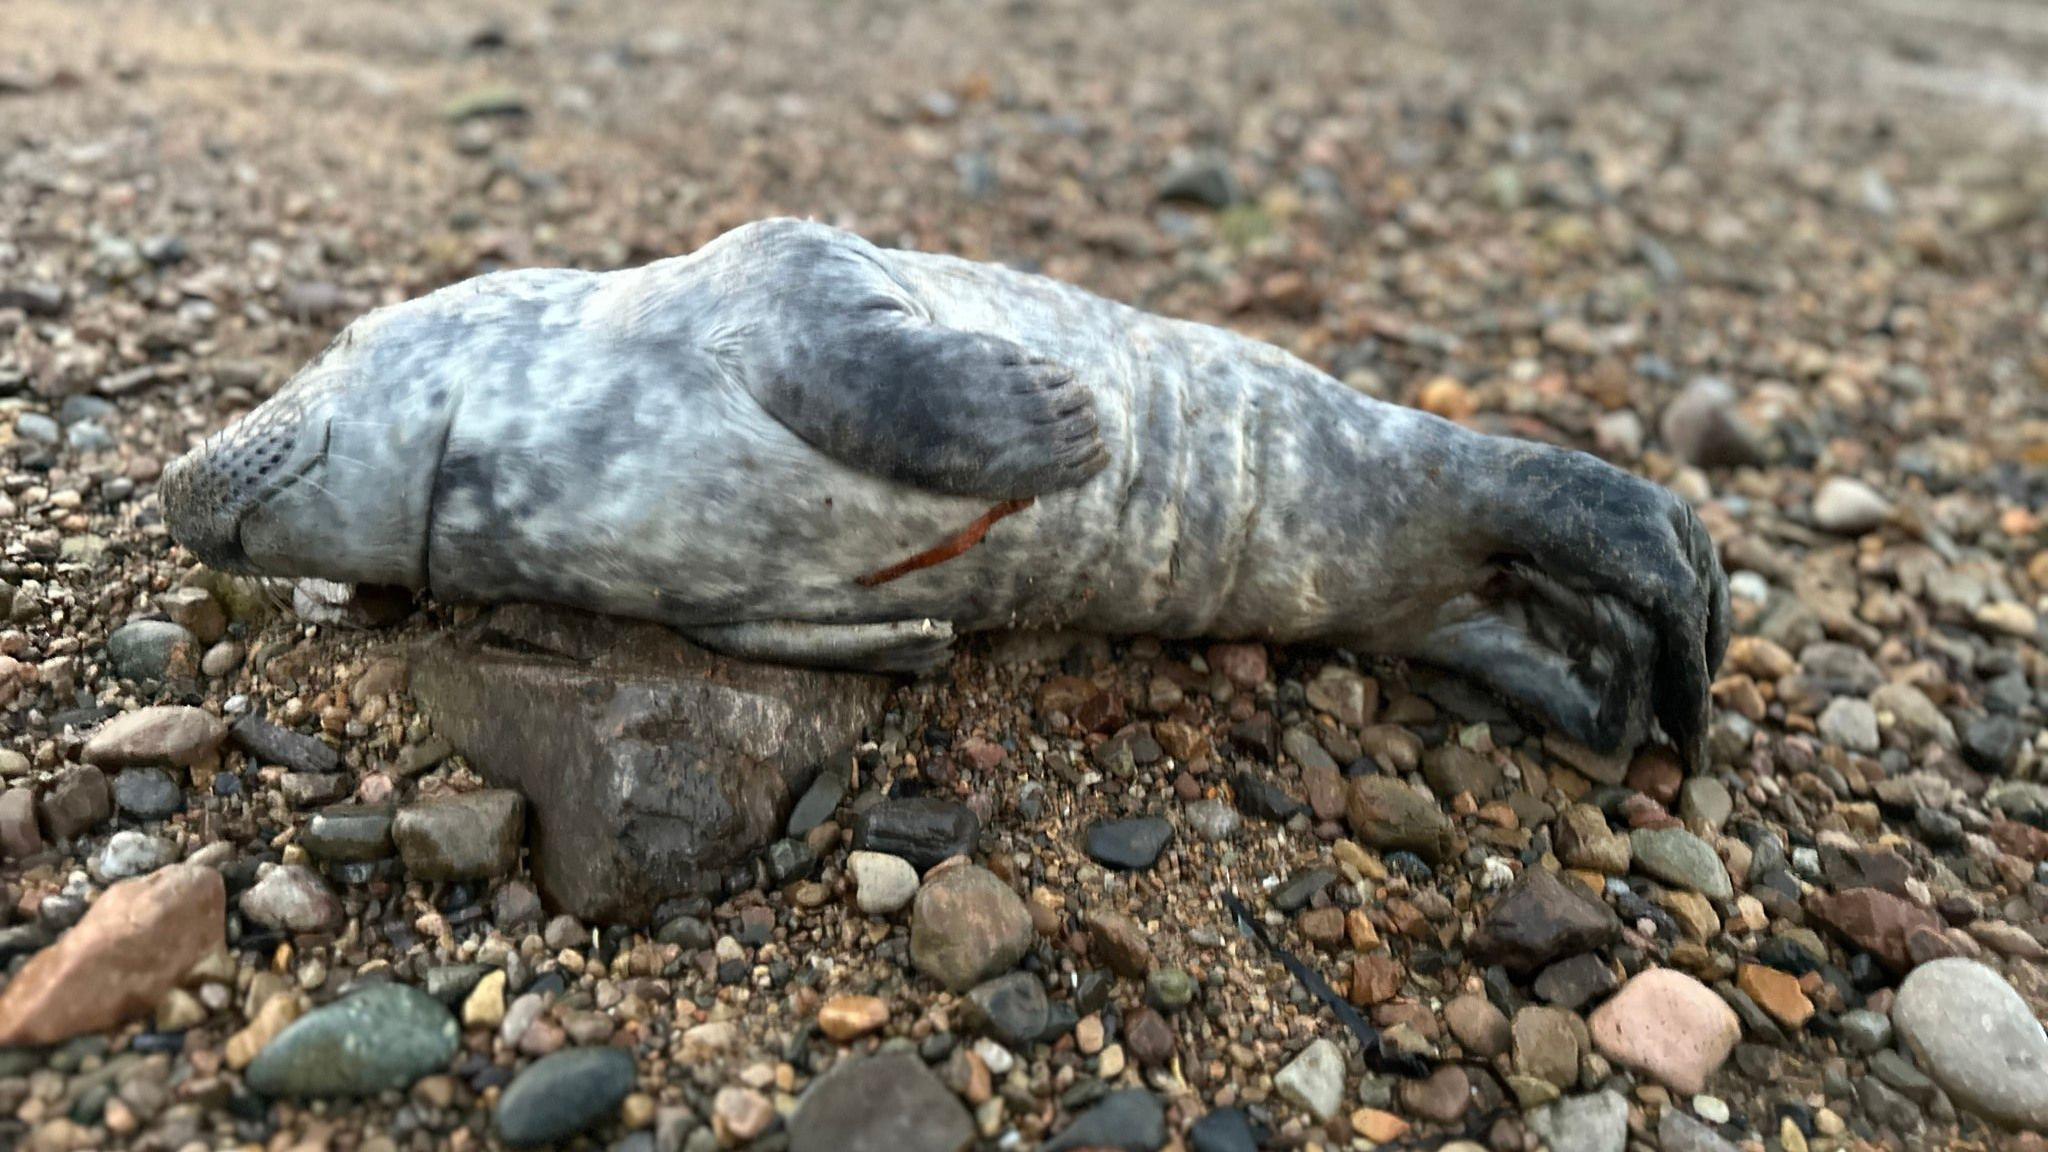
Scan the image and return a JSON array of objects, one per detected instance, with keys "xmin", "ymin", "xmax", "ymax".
[
  {"xmin": 685, "ymin": 618, "xmax": 955, "ymax": 673},
  {"xmin": 1470, "ymin": 443, "xmax": 1730, "ymax": 768},
  {"xmin": 729, "ymin": 220, "xmax": 1109, "ymax": 500}
]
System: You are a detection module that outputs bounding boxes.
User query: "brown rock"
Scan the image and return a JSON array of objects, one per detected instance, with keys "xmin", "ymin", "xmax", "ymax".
[
  {"xmin": 1206, "ymin": 643, "xmax": 1268, "ymax": 688},
  {"xmin": 38, "ymin": 766, "xmax": 110, "ymax": 841},
  {"xmin": 1989, "ymin": 820, "xmax": 2048, "ymax": 863},
  {"xmin": 1625, "ymin": 747, "xmax": 1683, "ymax": 807},
  {"xmin": 1513, "ymin": 1005, "xmax": 1582, "ymax": 1088},
  {"xmin": 82, "ymin": 706, "xmax": 228, "ymax": 769},
  {"xmin": 411, "ymin": 605, "xmax": 887, "ymax": 922},
  {"xmin": 0, "ymin": 787, "xmax": 42, "ymax": 858},
  {"xmin": 910, "ymin": 865, "xmax": 1034, "ymax": 992},
  {"xmin": 1807, "ymin": 888, "xmax": 1946, "ymax": 974},
  {"xmin": 1443, "ymin": 993, "xmax": 1510, "ymax": 1059},
  {"xmin": 1125, "ymin": 1006, "xmax": 1175, "ymax": 1067},
  {"xmin": 1345, "ymin": 775, "xmax": 1457, "ymax": 862},
  {"xmin": 0, "ymin": 864, "xmax": 226, "ymax": 1046},
  {"xmin": 1468, "ymin": 865, "xmax": 1621, "ymax": 974},
  {"xmin": 817, "ymin": 995, "xmax": 890, "ymax": 1041},
  {"xmin": 1298, "ymin": 907, "xmax": 1345, "ymax": 949},
  {"xmin": 1738, "ymin": 964, "xmax": 1814, "ymax": 1030},
  {"xmin": 1349, "ymin": 954, "xmax": 1402, "ymax": 1005},
  {"xmin": 1352, "ymin": 1108, "xmax": 1410, "ymax": 1143},
  {"xmin": 1398, "ymin": 1064, "xmax": 1471, "ymax": 1124},
  {"xmin": 1086, "ymin": 910, "xmax": 1154, "ymax": 979}
]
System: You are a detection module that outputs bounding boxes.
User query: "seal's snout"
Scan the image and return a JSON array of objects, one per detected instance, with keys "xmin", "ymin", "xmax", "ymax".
[{"xmin": 161, "ymin": 398, "xmax": 324, "ymax": 573}]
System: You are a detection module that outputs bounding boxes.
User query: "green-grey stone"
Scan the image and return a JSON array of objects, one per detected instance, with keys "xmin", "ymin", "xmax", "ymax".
[
  {"xmin": 1629, "ymin": 827, "xmax": 1732, "ymax": 901},
  {"xmin": 246, "ymin": 984, "xmax": 459, "ymax": 1098},
  {"xmin": 496, "ymin": 1047, "xmax": 638, "ymax": 1147}
]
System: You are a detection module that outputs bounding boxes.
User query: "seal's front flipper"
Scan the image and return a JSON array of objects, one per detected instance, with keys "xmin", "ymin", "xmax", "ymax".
[
  {"xmin": 685, "ymin": 618, "xmax": 955, "ymax": 674},
  {"xmin": 728, "ymin": 220, "xmax": 1107, "ymax": 500}
]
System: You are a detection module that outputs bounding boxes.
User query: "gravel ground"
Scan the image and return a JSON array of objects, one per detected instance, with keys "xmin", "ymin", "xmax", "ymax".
[{"xmin": 3, "ymin": 1, "xmax": 2047, "ymax": 1151}]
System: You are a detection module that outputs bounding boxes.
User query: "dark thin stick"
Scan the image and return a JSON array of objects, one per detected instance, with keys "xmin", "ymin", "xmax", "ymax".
[{"xmin": 1220, "ymin": 891, "xmax": 1429, "ymax": 1078}]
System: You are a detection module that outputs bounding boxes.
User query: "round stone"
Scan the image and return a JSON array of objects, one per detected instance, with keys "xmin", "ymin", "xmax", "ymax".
[
  {"xmin": 495, "ymin": 1046, "xmax": 637, "ymax": 1147},
  {"xmin": 849, "ymin": 851, "xmax": 919, "ymax": 916},
  {"xmin": 246, "ymin": 984, "xmax": 460, "ymax": 1098},
  {"xmin": 1892, "ymin": 958, "xmax": 2048, "ymax": 1131},
  {"xmin": 111, "ymin": 768, "xmax": 182, "ymax": 822}
]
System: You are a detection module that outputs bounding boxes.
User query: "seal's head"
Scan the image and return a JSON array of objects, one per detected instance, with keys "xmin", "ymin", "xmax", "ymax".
[{"xmin": 160, "ymin": 307, "xmax": 448, "ymax": 589}]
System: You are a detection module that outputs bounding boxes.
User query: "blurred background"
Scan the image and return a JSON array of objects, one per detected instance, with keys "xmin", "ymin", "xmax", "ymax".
[{"xmin": 5, "ymin": 0, "xmax": 2045, "ymax": 480}]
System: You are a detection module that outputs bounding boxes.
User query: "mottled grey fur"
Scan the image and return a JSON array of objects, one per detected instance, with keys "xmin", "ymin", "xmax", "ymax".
[{"xmin": 161, "ymin": 219, "xmax": 1727, "ymax": 763}]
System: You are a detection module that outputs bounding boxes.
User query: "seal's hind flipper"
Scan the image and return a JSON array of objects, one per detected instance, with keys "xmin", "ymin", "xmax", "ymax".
[
  {"xmin": 723, "ymin": 219, "xmax": 1108, "ymax": 500},
  {"xmin": 685, "ymin": 618, "xmax": 955, "ymax": 674}
]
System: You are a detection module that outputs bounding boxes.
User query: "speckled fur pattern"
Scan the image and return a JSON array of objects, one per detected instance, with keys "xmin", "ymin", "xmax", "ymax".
[{"xmin": 161, "ymin": 218, "xmax": 1728, "ymax": 762}]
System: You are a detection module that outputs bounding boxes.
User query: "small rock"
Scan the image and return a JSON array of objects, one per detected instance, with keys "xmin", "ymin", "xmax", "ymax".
[
  {"xmin": 1556, "ymin": 804, "xmax": 1631, "ymax": 874},
  {"xmin": 788, "ymin": 1050, "xmax": 975, "ymax": 1152},
  {"xmin": 1157, "ymin": 155, "xmax": 1242, "ymax": 208},
  {"xmin": 1513, "ymin": 1006, "xmax": 1582, "ymax": 1088},
  {"xmin": 1527, "ymin": 1091, "xmax": 1627, "ymax": 1152},
  {"xmin": 963, "ymin": 973, "xmax": 1048, "ymax": 1045},
  {"xmin": 229, "ymin": 714, "xmax": 342, "ymax": 773},
  {"xmin": 496, "ymin": 1047, "xmax": 638, "ymax": 1147},
  {"xmin": 1305, "ymin": 666, "xmax": 1376, "ymax": 728},
  {"xmin": 1818, "ymin": 688, "xmax": 1875, "ymax": 754},
  {"xmin": 462, "ymin": 970, "xmax": 507, "ymax": 1028},
  {"xmin": 849, "ymin": 851, "xmax": 919, "ymax": 915},
  {"xmin": 111, "ymin": 768, "xmax": 182, "ymax": 821},
  {"xmin": 1588, "ymin": 968, "xmax": 1740, "ymax": 1095},
  {"xmin": 1398, "ymin": 1065, "xmax": 1471, "ymax": 1124},
  {"xmin": 158, "ymin": 587, "xmax": 225, "ymax": 643},
  {"xmin": 787, "ymin": 769, "xmax": 847, "ymax": 837},
  {"xmin": 0, "ymin": 865, "xmax": 224, "ymax": 1047},
  {"xmin": 1469, "ymin": 866, "xmax": 1620, "ymax": 973},
  {"xmin": 239, "ymin": 864, "xmax": 344, "ymax": 934},
  {"xmin": 1811, "ymin": 477, "xmax": 1892, "ymax": 534},
  {"xmin": 1345, "ymin": 775, "xmax": 1456, "ymax": 862},
  {"xmin": 1183, "ymin": 799, "xmax": 1240, "ymax": 841},
  {"xmin": 1807, "ymin": 888, "xmax": 1945, "ymax": 974},
  {"xmin": 106, "ymin": 621, "xmax": 198, "ymax": 681},
  {"xmin": 1444, "ymin": 993, "xmax": 1511, "ymax": 1059},
  {"xmin": 1892, "ymin": 958, "xmax": 2048, "ymax": 1131},
  {"xmin": 1086, "ymin": 909, "xmax": 1154, "ymax": 979},
  {"xmin": 1043, "ymin": 1090, "xmax": 1167, "ymax": 1151},
  {"xmin": 818, "ymin": 994, "xmax": 890, "ymax": 1041},
  {"xmin": 1630, "ymin": 826, "xmax": 1733, "ymax": 900},
  {"xmin": 1533, "ymin": 952, "xmax": 1617, "ymax": 1011},
  {"xmin": 909, "ymin": 864, "xmax": 1033, "ymax": 992},
  {"xmin": 392, "ymin": 790, "xmax": 523, "ymax": 880},
  {"xmin": 1737, "ymin": 963, "xmax": 1813, "ymax": 1030},
  {"xmin": 853, "ymin": 798, "xmax": 981, "ymax": 870},
  {"xmin": 247, "ymin": 984, "xmax": 460, "ymax": 1097},
  {"xmin": 0, "ymin": 787, "xmax": 44, "ymax": 858},
  {"xmin": 301, "ymin": 805, "xmax": 396, "ymax": 863},
  {"xmin": 1273, "ymin": 1038, "xmax": 1344, "ymax": 1121},
  {"xmin": 1084, "ymin": 816, "xmax": 1173, "ymax": 870},
  {"xmin": 1658, "ymin": 1109, "xmax": 1738, "ymax": 1152},
  {"xmin": 712, "ymin": 1086, "xmax": 774, "ymax": 1144},
  {"xmin": 92, "ymin": 830, "xmax": 178, "ymax": 880},
  {"xmin": 83, "ymin": 706, "xmax": 227, "ymax": 768},
  {"xmin": 38, "ymin": 766, "xmax": 112, "ymax": 841},
  {"xmin": 1661, "ymin": 378, "xmax": 1767, "ymax": 468},
  {"xmin": 1187, "ymin": 1108, "xmax": 1262, "ymax": 1152}
]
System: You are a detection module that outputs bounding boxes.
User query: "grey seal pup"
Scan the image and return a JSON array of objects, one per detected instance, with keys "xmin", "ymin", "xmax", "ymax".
[{"xmin": 161, "ymin": 218, "xmax": 1728, "ymax": 764}]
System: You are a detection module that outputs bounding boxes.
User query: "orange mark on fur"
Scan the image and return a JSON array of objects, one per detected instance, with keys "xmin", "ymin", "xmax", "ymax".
[{"xmin": 855, "ymin": 498, "xmax": 1035, "ymax": 588}]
